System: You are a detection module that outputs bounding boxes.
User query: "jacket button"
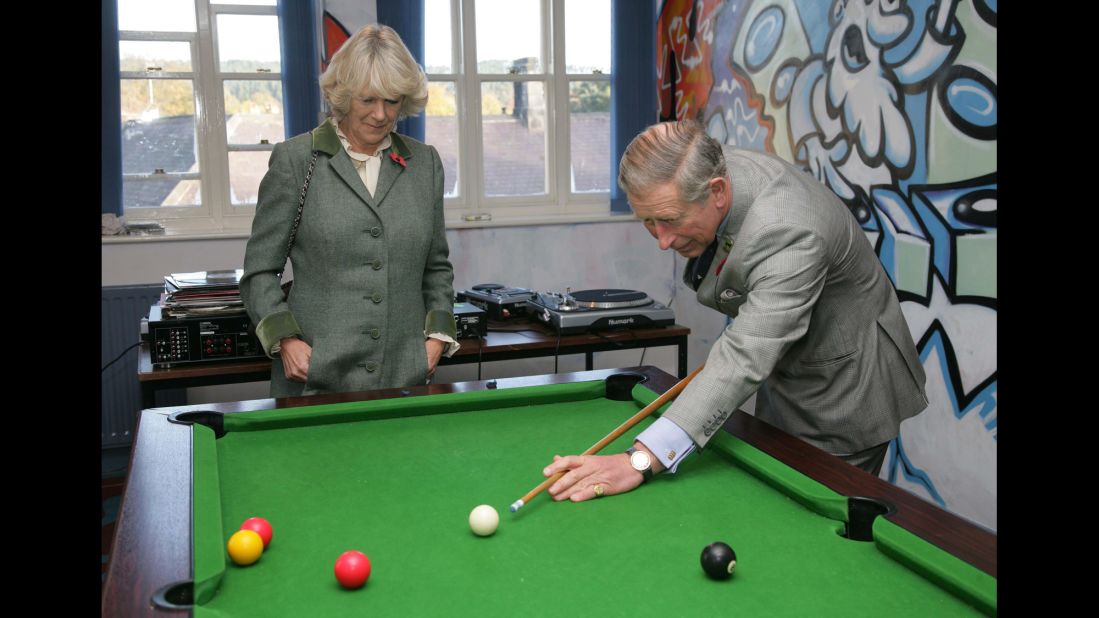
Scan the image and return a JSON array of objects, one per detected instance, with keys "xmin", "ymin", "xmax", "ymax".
[
  {"xmin": 366, "ymin": 361, "xmax": 379, "ymax": 372},
  {"xmin": 720, "ymin": 289, "xmax": 737, "ymax": 300},
  {"xmin": 370, "ymin": 226, "xmax": 382, "ymax": 237},
  {"xmin": 372, "ymin": 259, "xmax": 383, "ymax": 270},
  {"xmin": 370, "ymin": 328, "xmax": 381, "ymax": 339},
  {"xmin": 372, "ymin": 292, "xmax": 383, "ymax": 303}
]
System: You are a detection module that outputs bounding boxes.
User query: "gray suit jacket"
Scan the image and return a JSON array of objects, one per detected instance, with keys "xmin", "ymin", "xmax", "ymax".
[
  {"xmin": 665, "ymin": 147, "xmax": 927, "ymax": 455},
  {"xmin": 241, "ymin": 120, "xmax": 455, "ymax": 397}
]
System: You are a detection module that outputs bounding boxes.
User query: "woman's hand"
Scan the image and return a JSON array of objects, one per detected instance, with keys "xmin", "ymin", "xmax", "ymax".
[
  {"xmin": 280, "ymin": 337, "xmax": 312, "ymax": 382},
  {"xmin": 425, "ymin": 338, "xmax": 446, "ymax": 377}
]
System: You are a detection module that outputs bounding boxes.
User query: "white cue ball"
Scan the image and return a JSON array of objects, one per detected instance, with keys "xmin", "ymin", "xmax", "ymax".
[{"xmin": 469, "ymin": 504, "xmax": 499, "ymax": 536}]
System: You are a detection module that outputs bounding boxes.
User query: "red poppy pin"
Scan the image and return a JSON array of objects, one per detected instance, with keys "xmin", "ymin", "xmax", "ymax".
[
  {"xmin": 716, "ymin": 239, "xmax": 732, "ymax": 274},
  {"xmin": 389, "ymin": 152, "xmax": 407, "ymax": 168}
]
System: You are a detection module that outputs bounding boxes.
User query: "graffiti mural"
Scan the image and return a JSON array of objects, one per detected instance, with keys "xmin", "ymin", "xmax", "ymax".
[{"xmin": 657, "ymin": 0, "xmax": 997, "ymax": 529}]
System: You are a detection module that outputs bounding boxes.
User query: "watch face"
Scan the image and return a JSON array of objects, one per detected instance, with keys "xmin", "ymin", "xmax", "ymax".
[{"xmin": 630, "ymin": 450, "xmax": 651, "ymax": 471}]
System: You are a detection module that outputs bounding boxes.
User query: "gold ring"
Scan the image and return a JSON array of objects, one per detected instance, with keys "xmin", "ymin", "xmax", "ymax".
[{"xmin": 593, "ymin": 484, "xmax": 605, "ymax": 497}]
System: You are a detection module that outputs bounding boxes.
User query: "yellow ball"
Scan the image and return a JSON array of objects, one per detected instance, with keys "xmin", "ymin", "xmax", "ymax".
[{"xmin": 227, "ymin": 529, "xmax": 264, "ymax": 566}]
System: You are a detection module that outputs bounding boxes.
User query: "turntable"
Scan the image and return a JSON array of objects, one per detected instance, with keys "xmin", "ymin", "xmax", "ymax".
[
  {"xmin": 527, "ymin": 288, "xmax": 675, "ymax": 334},
  {"xmin": 456, "ymin": 283, "xmax": 535, "ymax": 320}
]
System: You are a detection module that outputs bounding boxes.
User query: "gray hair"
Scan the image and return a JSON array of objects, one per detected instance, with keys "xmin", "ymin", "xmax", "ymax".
[
  {"xmin": 618, "ymin": 120, "xmax": 727, "ymax": 204},
  {"xmin": 319, "ymin": 24, "xmax": 428, "ymax": 121}
]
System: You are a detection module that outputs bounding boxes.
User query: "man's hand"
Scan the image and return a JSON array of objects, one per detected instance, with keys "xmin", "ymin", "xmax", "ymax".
[{"xmin": 542, "ymin": 443, "xmax": 665, "ymax": 502}]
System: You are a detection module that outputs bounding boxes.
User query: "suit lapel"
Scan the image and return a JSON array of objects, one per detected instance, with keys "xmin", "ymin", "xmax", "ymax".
[
  {"xmin": 328, "ymin": 154, "xmax": 382, "ymax": 217},
  {"xmin": 311, "ymin": 119, "xmax": 379, "ymax": 214},
  {"xmin": 695, "ymin": 148, "xmax": 759, "ymax": 312},
  {"xmin": 371, "ymin": 152, "xmax": 403, "ymax": 207},
  {"xmin": 695, "ymin": 233, "xmax": 735, "ymax": 310},
  {"xmin": 372, "ymin": 132, "xmax": 413, "ymax": 208}
]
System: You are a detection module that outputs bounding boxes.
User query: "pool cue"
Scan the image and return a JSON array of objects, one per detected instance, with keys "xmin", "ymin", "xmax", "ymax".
[{"xmin": 509, "ymin": 364, "xmax": 705, "ymax": 513}]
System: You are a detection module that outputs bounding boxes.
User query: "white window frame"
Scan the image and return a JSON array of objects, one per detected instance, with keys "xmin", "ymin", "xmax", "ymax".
[
  {"xmin": 430, "ymin": 0, "xmax": 616, "ymax": 227},
  {"xmin": 118, "ymin": 0, "xmax": 281, "ymax": 236}
]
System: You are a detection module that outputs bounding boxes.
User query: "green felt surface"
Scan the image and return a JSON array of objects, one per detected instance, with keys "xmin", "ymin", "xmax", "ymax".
[{"xmin": 192, "ymin": 381, "xmax": 992, "ymax": 617}]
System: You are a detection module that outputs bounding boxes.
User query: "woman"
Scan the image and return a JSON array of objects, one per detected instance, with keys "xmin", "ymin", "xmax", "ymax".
[{"xmin": 242, "ymin": 24, "xmax": 457, "ymax": 397}]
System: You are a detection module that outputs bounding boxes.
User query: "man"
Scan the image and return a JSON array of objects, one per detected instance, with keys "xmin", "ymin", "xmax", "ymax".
[{"xmin": 543, "ymin": 120, "xmax": 928, "ymax": 503}]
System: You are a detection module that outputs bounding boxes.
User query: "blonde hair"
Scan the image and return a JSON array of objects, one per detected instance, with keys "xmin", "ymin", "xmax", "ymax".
[
  {"xmin": 319, "ymin": 24, "xmax": 428, "ymax": 121},
  {"xmin": 618, "ymin": 120, "xmax": 727, "ymax": 204}
]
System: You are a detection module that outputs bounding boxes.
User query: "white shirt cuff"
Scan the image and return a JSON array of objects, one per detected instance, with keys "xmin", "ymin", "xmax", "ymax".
[
  {"xmin": 636, "ymin": 416, "xmax": 697, "ymax": 474},
  {"xmin": 427, "ymin": 332, "xmax": 461, "ymax": 357}
]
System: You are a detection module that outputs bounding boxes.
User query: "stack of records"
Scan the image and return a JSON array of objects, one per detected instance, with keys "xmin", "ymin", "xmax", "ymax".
[{"xmin": 162, "ymin": 269, "xmax": 247, "ymax": 318}]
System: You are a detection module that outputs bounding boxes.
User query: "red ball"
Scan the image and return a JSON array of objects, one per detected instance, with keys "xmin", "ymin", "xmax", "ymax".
[
  {"xmin": 334, "ymin": 550, "xmax": 371, "ymax": 589},
  {"xmin": 240, "ymin": 517, "xmax": 274, "ymax": 548}
]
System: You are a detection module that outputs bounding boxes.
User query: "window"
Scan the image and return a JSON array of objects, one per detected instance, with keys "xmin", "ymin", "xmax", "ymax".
[
  {"xmin": 425, "ymin": 0, "xmax": 613, "ymax": 225},
  {"xmin": 117, "ymin": 0, "xmax": 285, "ymax": 234}
]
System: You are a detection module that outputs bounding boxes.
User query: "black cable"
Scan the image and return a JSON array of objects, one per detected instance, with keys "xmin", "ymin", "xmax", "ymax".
[
  {"xmin": 102, "ymin": 342, "xmax": 142, "ymax": 373},
  {"xmin": 554, "ymin": 329, "xmax": 562, "ymax": 373},
  {"xmin": 476, "ymin": 334, "xmax": 484, "ymax": 380}
]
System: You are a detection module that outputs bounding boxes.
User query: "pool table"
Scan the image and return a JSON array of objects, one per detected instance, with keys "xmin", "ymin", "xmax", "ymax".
[{"xmin": 102, "ymin": 366, "xmax": 996, "ymax": 616}]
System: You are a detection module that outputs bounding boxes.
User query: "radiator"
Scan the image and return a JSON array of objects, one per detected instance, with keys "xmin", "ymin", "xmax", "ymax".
[{"xmin": 101, "ymin": 285, "xmax": 162, "ymax": 448}]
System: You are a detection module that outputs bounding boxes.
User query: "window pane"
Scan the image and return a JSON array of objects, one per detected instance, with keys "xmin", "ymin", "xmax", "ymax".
[
  {"xmin": 119, "ymin": 41, "xmax": 192, "ymax": 73},
  {"xmin": 569, "ymin": 81, "xmax": 610, "ymax": 193},
  {"xmin": 120, "ymin": 78, "xmax": 195, "ymax": 138},
  {"xmin": 217, "ymin": 14, "xmax": 281, "ymax": 73},
  {"xmin": 476, "ymin": 0, "xmax": 543, "ymax": 74},
  {"xmin": 121, "ymin": 79, "xmax": 201, "ymax": 208},
  {"xmin": 425, "ymin": 81, "xmax": 459, "ymax": 198},
  {"xmin": 224, "ymin": 81, "xmax": 285, "ymax": 144},
  {"xmin": 211, "ymin": 0, "xmax": 275, "ymax": 5},
  {"xmin": 425, "ymin": 0, "xmax": 453, "ymax": 74},
  {"xmin": 482, "ymin": 81, "xmax": 546, "ymax": 197},
  {"xmin": 124, "ymin": 178, "xmax": 202, "ymax": 208},
  {"xmin": 117, "ymin": 0, "xmax": 196, "ymax": 32},
  {"xmin": 228, "ymin": 151, "xmax": 271, "ymax": 205},
  {"xmin": 565, "ymin": 0, "xmax": 610, "ymax": 74}
]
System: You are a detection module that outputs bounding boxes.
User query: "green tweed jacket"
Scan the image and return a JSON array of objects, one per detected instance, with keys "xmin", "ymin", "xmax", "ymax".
[{"xmin": 241, "ymin": 120, "xmax": 456, "ymax": 397}]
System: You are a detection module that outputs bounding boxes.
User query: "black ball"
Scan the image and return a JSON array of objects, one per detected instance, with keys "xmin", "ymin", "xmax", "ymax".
[{"xmin": 701, "ymin": 542, "xmax": 737, "ymax": 580}]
